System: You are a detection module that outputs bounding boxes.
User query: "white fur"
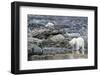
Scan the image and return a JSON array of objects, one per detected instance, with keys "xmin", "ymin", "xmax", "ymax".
[{"xmin": 69, "ymin": 37, "xmax": 85, "ymax": 55}]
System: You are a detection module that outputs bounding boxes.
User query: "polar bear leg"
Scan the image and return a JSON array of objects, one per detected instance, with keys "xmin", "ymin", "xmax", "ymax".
[
  {"xmin": 72, "ymin": 46, "xmax": 74, "ymax": 54},
  {"xmin": 81, "ymin": 45, "xmax": 85, "ymax": 55},
  {"xmin": 76, "ymin": 45, "xmax": 80, "ymax": 54}
]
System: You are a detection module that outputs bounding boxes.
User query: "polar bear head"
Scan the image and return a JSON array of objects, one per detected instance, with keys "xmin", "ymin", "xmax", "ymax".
[{"xmin": 69, "ymin": 38, "xmax": 76, "ymax": 47}]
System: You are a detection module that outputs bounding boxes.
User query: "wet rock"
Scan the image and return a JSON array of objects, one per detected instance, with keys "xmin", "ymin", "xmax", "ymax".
[{"xmin": 42, "ymin": 47, "xmax": 66, "ymax": 55}]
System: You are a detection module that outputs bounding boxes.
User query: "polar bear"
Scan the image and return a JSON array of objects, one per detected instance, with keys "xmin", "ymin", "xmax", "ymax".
[{"xmin": 69, "ymin": 37, "xmax": 85, "ymax": 55}]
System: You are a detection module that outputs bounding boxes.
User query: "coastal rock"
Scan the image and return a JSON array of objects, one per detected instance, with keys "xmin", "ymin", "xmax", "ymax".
[{"xmin": 50, "ymin": 34, "xmax": 65, "ymax": 42}]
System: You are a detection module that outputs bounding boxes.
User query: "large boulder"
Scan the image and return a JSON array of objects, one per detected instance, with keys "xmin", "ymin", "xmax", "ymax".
[
  {"xmin": 31, "ymin": 28, "xmax": 51, "ymax": 39},
  {"xmin": 49, "ymin": 34, "xmax": 65, "ymax": 42},
  {"xmin": 28, "ymin": 37, "xmax": 44, "ymax": 55},
  {"xmin": 28, "ymin": 37, "xmax": 43, "ymax": 45},
  {"xmin": 28, "ymin": 44, "xmax": 43, "ymax": 55},
  {"xmin": 31, "ymin": 27, "xmax": 63, "ymax": 39}
]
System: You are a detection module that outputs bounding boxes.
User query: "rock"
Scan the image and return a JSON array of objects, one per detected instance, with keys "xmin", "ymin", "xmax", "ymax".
[
  {"xmin": 31, "ymin": 28, "xmax": 40, "ymax": 36},
  {"xmin": 28, "ymin": 37, "xmax": 44, "ymax": 55},
  {"xmin": 64, "ymin": 32, "xmax": 80, "ymax": 38},
  {"xmin": 32, "ymin": 44, "xmax": 43, "ymax": 55},
  {"xmin": 31, "ymin": 28, "xmax": 64, "ymax": 39},
  {"xmin": 42, "ymin": 47, "xmax": 66, "ymax": 55},
  {"xmin": 51, "ymin": 30, "xmax": 62, "ymax": 35},
  {"xmin": 28, "ymin": 44, "xmax": 43, "ymax": 55},
  {"xmin": 31, "ymin": 28, "xmax": 51, "ymax": 39},
  {"xmin": 28, "ymin": 33, "xmax": 32, "ymax": 38},
  {"xmin": 28, "ymin": 37, "xmax": 43, "ymax": 45},
  {"xmin": 45, "ymin": 22, "xmax": 54, "ymax": 29},
  {"xmin": 50, "ymin": 34, "xmax": 65, "ymax": 42}
]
